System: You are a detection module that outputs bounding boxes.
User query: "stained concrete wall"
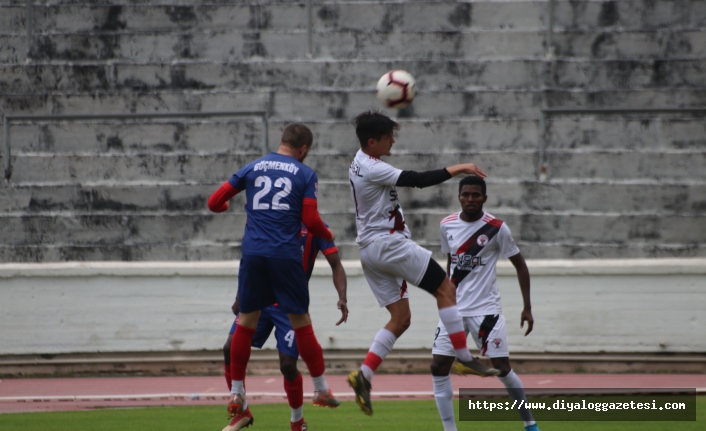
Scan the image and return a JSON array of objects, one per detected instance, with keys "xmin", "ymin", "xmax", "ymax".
[
  {"xmin": 1, "ymin": 259, "xmax": 704, "ymax": 355},
  {"xmin": 0, "ymin": 0, "xmax": 705, "ymax": 262}
]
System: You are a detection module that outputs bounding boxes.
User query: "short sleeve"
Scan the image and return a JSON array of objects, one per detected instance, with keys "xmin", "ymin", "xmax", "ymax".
[
  {"xmin": 368, "ymin": 160, "xmax": 402, "ymax": 186},
  {"xmin": 497, "ymin": 223, "xmax": 520, "ymax": 259},
  {"xmin": 317, "ymin": 236, "xmax": 338, "ymax": 256},
  {"xmin": 227, "ymin": 165, "xmax": 249, "ymax": 190},
  {"xmin": 439, "ymin": 223, "xmax": 451, "ymax": 254},
  {"xmin": 304, "ymin": 170, "xmax": 319, "ymax": 201}
]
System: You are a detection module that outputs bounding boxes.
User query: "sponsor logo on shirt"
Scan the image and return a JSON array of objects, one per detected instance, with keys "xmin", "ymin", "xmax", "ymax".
[{"xmin": 453, "ymin": 254, "xmax": 486, "ymax": 271}]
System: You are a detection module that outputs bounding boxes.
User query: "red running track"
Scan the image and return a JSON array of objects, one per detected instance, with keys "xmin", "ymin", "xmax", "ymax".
[{"xmin": 1, "ymin": 374, "xmax": 705, "ymax": 414}]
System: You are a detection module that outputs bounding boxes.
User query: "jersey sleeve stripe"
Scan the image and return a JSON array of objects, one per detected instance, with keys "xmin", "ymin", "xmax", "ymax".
[
  {"xmin": 482, "ymin": 215, "xmax": 504, "ymax": 228},
  {"xmin": 440, "ymin": 213, "xmax": 459, "ymax": 225},
  {"xmin": 321, "ymin": 246, "xmax": 338, "ymax": 256}
]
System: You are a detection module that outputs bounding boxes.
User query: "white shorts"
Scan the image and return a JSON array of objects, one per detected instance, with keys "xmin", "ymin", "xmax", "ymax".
[
  {"xmin": 359, "ymin": 234, "xmax": 433, "ymax": 308},
  {"xmin": 431, "ymin": 314, "xmax": 510, "ymax": 358}
]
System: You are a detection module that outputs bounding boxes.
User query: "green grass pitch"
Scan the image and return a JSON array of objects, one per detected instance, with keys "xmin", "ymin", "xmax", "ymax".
[{"xmin": 1, "ymin": 398, "xmax": 704, "ymax": 430}]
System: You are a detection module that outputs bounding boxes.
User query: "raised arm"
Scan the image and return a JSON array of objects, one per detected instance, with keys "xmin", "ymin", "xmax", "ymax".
[
  {"xmin": 324, "ymin": 251, "xmax": 348, "ymax": 325},
  {"xmin": 508, "ymin": 252, "xmax": 533, "ymax": 336},
  {"xmin": 395, "ymin": 163, "xmax": 487, "ymax": 189}
]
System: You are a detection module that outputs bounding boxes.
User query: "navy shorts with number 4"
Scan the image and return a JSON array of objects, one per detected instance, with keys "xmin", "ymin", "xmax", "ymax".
[
  {"xmin": 238, "ymin": 254, "xmax": 309, "ymax": 315},
  {"xmin": 229, "ymin": 305, "xmax": 298, "ymax": 358}
]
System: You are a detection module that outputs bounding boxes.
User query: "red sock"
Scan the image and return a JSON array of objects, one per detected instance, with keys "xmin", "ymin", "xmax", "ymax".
[
  {"xmin": 224, "ymin": 363, "xmax": 232, "ymax": 391},
  {"xmin": 449, "ymin": 331, "xmax": 468, "ymax": 350},
  {"xmin": 283, "ymin": 373, "xmax": 304, "ymax": 409},
  {"xmin": 294, "ymin": 324, "xmax": 325, "ymax": 378},
  {"xmin": 230, "ymin": 324, "xmax": 256, "ymax": 381},
  {"xmin": 363, "ymin": 352, "xmax": 384, "ymax": 372}
]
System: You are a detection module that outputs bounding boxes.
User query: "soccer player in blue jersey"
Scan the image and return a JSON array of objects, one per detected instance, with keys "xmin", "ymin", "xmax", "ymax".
[
  {"xmin": 222, "ymin": 223, "xmax": 348, "ymax": 431},
  {"xmin": 208, "ymin": 124, "xmax": 339, "ymax": 431}
]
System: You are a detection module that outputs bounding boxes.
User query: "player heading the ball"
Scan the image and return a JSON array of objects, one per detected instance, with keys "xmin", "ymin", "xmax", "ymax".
[
  {"xmin": 347, "ymin": 111, "xmax": 501, "ymax": 416},
  {"xmin": 208, "ymin": 124, "xmax": 340, "ymax": 431}
]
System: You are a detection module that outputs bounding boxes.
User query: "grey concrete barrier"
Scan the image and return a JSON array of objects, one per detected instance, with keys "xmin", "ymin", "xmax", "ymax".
[{"xmin": 0, "ymin": 258, "xmax": 704, "ymax": 355}]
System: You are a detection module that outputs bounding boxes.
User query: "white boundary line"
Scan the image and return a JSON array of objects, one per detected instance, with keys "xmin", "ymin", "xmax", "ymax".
[{"xmin": 2, "ymin": 388, "xmax": 705, "ymax": 403}]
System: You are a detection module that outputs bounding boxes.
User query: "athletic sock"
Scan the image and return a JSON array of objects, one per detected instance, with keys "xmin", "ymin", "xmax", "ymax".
[
  {"xmin": 291, "ymin": 406, "xmax": 304, "ymax": 423},
  {"xmin": 293, "ymin": 324, "xmax": 327, "ymax": 389},
  {"xmin": 438, "ymin": 306, "xmax": 473, "ymax": 362},
  {"xmin": 360, "ymin": 328, "xmax": 397, "ymax": 382},
  {"xmin": 311, "ymin": 374, "xmax": 329, "ymax": 393},
  {"xmin": 284, "ymin": 373, "xmax": 304, "ymax": 422},
  {"xmin": 230, "ymin": 324, "xmax": 256, "ymax": 394},
  {"xmin": 498, "ymin": 369, "xmax": 535, "ymax": 423},
  {"xmin": 433, "ymin": 375, "xmax": 457, "ymax": 431},
  {"xmin": 224, "ymin": 363, "xmax": 232, "ymax": 392}
]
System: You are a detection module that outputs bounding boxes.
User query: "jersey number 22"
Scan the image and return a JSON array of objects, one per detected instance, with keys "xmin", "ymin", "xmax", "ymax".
[{"xmin": 253, "ymin": 176, "xmax": 292, "ymax": 210}]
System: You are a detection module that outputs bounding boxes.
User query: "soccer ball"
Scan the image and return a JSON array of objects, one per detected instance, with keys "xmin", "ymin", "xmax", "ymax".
[{"xmin": 376, "ymin": 70, "xmax": 416, "ymax": 109}]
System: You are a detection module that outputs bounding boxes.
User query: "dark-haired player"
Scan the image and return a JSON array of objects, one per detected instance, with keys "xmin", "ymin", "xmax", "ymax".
[
  {"xmin": 347, "ymin": 111, "xmax": 500, "ymax": 416},
  {"xmin": 223, "ymin": 223, "xmax": 348, "ymax": 431},
  {"xmin": 208, "ymin": 124, "xmax": 340, "ymax": 431},
  {"xmin": 432, "ymin": 175, "xmax": 538, "ymax": 431}
]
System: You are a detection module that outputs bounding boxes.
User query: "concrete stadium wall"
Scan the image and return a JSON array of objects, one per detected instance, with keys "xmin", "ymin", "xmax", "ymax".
[
  {"xmin": 1, "ymin": 0, "xmax": 705, "ymax": 262},
  {"xmin": 1, "ymin": 258, "xmax": 704, "ymax": 356}
]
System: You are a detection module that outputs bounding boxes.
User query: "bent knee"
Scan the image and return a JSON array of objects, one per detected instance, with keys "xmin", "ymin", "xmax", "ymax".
[
  {"xmin": 430, "ymin": 357, "xmax": 454, "ymax": 376},
  {"xmin": 280, "ymin": 363, "xmax": 299, "ymax": 381}
]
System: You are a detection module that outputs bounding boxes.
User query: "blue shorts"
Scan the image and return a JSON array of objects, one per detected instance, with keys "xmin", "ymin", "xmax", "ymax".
[
  {"xmin": 238, "ymin": 254, "xmax": 309, "ymax": 314},
  {"xmin": 229, "ymin": 305, "xmax": 299, "ymax": 358}
]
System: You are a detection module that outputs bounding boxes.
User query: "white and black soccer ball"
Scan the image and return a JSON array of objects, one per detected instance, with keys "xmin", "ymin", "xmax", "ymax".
[{"xmin": 376, "ymin": 70, "xmax": 416, "ymax": 109}]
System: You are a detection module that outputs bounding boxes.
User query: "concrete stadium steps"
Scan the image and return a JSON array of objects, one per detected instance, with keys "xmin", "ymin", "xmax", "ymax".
[
  {"xmin": 6, "ymin": 151, "xmax": 535, "ymax": 183},
  {"xmin": 544, "ymin": 150, "xmax": 706, "ymax": 181},
  {"xmin": 4, "ymin": 145, "xmax": 705, "ymax": 194},
  {"xmin": 7, "ymin": 152, "xmax": 260, "ymax": 183},
  {"xmin": 2, "ymin": 89, "xmax": 705, "ymax": 122},
  {"xmin": 4, "ymin": 29, "xmax": 704, "ymax": 64},
  {"xmin": 6, "ymin": 121, "xmax": 266, "ymax": 154},
  {"xmin": 0, "ymin": 181, "xmax": 350, "ymax": 213},
  {"xmin": 0, "ymin": 210, "xmax": 703, "ymax": 260},
  {"xmin": 3, "ymin": 59, "xmax": 706, "ymax": 93},
  {"xmin": 546, "ymin": 117, "xmax": 706, "ymax": 150},
  {"xmin": 2, "ymin": 1, "xmax": 704, "ymax": 35},
  {"xmin": 396, "ymin": 179, "xmax": 706, "ymax": 214},
  {"xmin": 2, "ymin": 179, "xmax": 703, "ymax": 217},
  {"xmin": 4, "ymin": 118, "xmax": 541, "ymax": 154}
]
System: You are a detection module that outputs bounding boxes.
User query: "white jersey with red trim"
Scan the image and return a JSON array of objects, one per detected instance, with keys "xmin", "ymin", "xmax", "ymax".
[
  {"xmin": 439, "ymin": 211, "xmax": 520, "ymax": 316},
  {"xmin": 349, "ymin": 149, "xmax": 411, "ymax": 248}
]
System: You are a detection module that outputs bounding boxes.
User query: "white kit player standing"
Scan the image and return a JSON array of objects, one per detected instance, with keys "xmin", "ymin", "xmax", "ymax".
[
  {"xmin": 431, "ymin": 175, "xmax": 539, "ymax": 431},
  {"xmin": 346, "ymin": 111, "xmax": 501, "ymax": 416}
]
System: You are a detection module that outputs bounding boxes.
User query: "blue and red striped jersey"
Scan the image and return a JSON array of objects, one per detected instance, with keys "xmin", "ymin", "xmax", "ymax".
[
  {"xmin": 300, "ymin": 223, "xmax": 337, "ymax": 280},
  {"xmin": 228, "ymin": 152, "xmax": 319, "ymax": 259}
]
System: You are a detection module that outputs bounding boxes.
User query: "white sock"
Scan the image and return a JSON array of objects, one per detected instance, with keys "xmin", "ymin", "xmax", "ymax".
[
  {"xmin": 433, "ymin": 375, "xmax": 457, "ymax": 431},
  {"xmin": 311, "ymin": 374, "xmax": 328, "ymax": 393},
  {"xmin": 498, "ymin": 370, "xmax": 534, "ymax": 423},
  {"xmin": 231, "ymin": 380, "xmax": 244, "ymax": 396},
  {"xmin": 291, "ymin": 406, "xmax": 303, "ymax": 422},
  {"xmin": 230, "ymin": 380, "xmax": 248, "ymax": 409},
  {"xmin": 438, "ymin": 306, "xmax": 473, "ymax": 362},
  {"xmin": 361, "ymin": 328, "xmax": 397, "ymax": 382}
]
